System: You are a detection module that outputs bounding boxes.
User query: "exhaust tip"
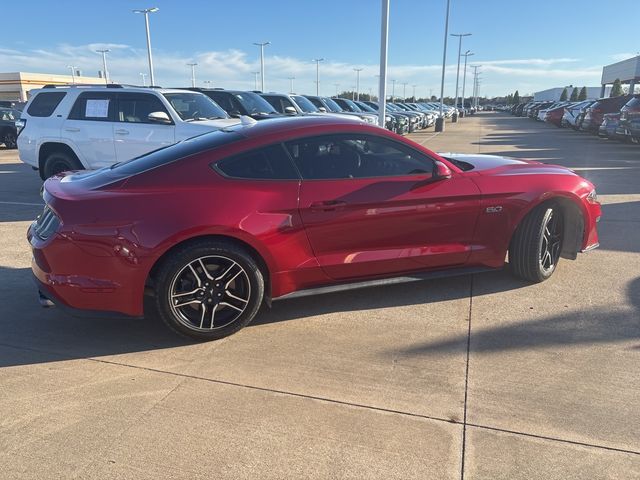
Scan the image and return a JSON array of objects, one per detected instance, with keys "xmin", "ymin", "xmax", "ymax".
[{"xmin": 38, "ymin": 291, "xmax": 55, "ymax": 308}]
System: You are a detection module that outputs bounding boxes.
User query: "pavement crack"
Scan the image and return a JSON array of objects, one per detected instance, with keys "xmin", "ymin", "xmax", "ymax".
[{"xmin": 460, "ymin": 275, "xmax": 474, "ymax": 480}]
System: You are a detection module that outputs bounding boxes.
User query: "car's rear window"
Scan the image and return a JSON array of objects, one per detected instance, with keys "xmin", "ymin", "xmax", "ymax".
[
  {"xmin": 111, "ymin": 129, "xmax": 244, "ymax": 176},
  {"xmin": 27, "ymin": 92, "xmax": 67, "ymax": 117}
]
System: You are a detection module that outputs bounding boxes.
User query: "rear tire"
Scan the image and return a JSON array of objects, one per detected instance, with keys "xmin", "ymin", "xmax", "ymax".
[
  {"xmin": 153, "ymin": 240, "xmax": 264, "ymax": 341},
  {"xmin": 509, "ymin": 204, "xmax": 564, "ymax": 283},
  {"xmin": 41, "ymin": 150, "xmax": 83, "ymax": 180},
  {"xmin": 3, "ymin": 130, "xmax": 17, "ymax": 149}
]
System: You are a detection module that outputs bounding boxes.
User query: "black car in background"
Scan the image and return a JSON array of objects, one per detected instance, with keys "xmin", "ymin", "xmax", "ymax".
[
  {"xmin": 0, "ymin": 107, "xmax": 19, "ymax": 149},
  {"xmin": 618, "ymin": 94, "xmax": 640, "ymax": 143},
  {"xmin": 580, "ymin": 95, "xmax": 632, "ymax": 134},
  {"xmin": 190, "ymin": 88, "xmax": 284, "ymax": 121}
]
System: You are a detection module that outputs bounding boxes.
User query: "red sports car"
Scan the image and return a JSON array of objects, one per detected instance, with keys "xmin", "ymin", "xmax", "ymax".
[{"xmin": 29, "ymin": 116, "xmax": 601, "ymax": 340}]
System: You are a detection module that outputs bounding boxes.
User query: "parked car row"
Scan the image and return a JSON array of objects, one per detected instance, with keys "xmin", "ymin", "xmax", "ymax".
[
  {"xmin": 15, "ymin": 84, "xmax": 461, "ymax": 178},
  {"xmin": 506, "ymin": 96, "xmax": 640, "ymax": 143}
]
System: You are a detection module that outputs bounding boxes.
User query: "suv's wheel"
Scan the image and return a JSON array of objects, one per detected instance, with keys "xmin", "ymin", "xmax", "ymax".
[
  {"xmin": 41, "ymin": 150, "xmax": 83, "ymax": 180},
  {"xmin": 3, "ymin": 131, "xmax": 17, "ymax": 149},
  {"xmin": 509, "ymin": 204, "xmax": 564, "ymax": 283},
  {"xmin": 154, "ymin": 240, "xmax": 264, "ymax": 341}
]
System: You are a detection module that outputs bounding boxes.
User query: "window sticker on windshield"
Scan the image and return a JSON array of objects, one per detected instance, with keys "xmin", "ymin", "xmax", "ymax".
[{"xmin": 85, "ymin": 99, "xmax": 110, "ymax": 118}]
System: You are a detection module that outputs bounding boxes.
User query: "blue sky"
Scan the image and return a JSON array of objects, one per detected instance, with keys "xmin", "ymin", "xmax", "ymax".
[{"xmin": 1, "ymin": 0, "xmax": 637, "ymax": 97}]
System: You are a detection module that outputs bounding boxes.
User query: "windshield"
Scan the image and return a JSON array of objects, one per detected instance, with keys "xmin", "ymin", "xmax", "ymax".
[
  {"xmin": 355, "ymin": 101, "xmax": 376, "ymax": 112},
  {"xmin": 234, "ymin": 92, "xmax": 278, "ymax": 115},
  {"xmin": 163, "ymin": 92, "xmax": 229, "ymax": 121},
  {"xmin": 292, "ymin": 95, "xmax": 319, "ymax": 113},
  {"xmin": 341, "ymin": 99, "xmax": 362, "ymax": 112},
  {"xmin": 322, "ymin": 97, "xmax": 343, "ymax": 113}
]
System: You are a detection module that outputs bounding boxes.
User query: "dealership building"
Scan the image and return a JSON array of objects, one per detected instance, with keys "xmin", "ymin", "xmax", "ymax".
[
  {"xmin": 600, "ymin": 55, "xmax": 640, "ymax": 97},
  {"xmin": 533, "ymin": 86, "xmax": 609, "ymax": 102},
  {"xmin": 0, "ymin": 72, "xmax": 105, "ymax": 102}
]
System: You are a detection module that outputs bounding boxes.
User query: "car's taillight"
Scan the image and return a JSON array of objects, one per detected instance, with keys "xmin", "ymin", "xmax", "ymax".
[
  {"xmin": 15, "ymin": 118, "xmax": 26, "ymax": 136},
  {"xmin": 33, "ymin": 205, "xmax": 60, "ymax": 241}
]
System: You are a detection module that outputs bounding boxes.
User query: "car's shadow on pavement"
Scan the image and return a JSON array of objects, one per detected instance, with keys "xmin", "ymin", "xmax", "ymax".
[
  {"xmin": 391, "ymin": 276, "xmax": 640, "ymax": 357},
  {"xmin": 0, "ymin": 265, "xmax": 530, "ymax": 369}
]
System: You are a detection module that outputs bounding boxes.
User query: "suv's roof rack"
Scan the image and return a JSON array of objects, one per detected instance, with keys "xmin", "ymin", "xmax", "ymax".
[
  {"xmin": 41, "ymin": 83, "xmax": 164, "ymax": 90},
  {"xmin": 42, "ymin": 83, "xmax": 125, "ymax": 89}
]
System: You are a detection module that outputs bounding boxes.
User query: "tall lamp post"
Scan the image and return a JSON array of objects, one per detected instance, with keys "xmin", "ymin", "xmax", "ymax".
[
  {"xmin": 253, "ymin": 41, "xmax": 270, "ymax": 92},
  {"xmin": 66, "ymin": 65, "xmax": 78, "ymax": 84},
  {"xmin": 451, "ymin": 33, "xmax": 471, "ymax": 113},
  {"xmin": 288, "ymin": 76, "xmax": 295, "ymax": 93},
  {"xmin": 252, "ymin": 71, "xmax": 260, "ymax": 90},
  {"xmin": 312, "ymin": 58, "xmax": 324, "ymax": 95},
  {"xmin": 132, "ymin": 7, "xmax": 159, "ymax": 86},
  {"xmin": 402, "ymin": 82, "xmax": 408, "ymax": 100},
  {"xmin": 334, "ymin": 83, "xmax": 340, "ymax": 96},
  {"xmin": 460, "ymin": 50, "xmax": 474, "ymax": 112},
  {"xmin": 354, "ymin": 68, "xmax": 363, "ymax": 101},
  {"xmin": 391, "ymin": 79, "xmax": 397, "ymax": 101},
  {"xmin": 436, "ymin": 0, "xmax": 451, "ymax": 132},
  {"xmin": 187, "ymin": 62, "xmax": 197, "ymax": 88},
  {"xmin": 96, "ymin": 49, "xmax": 110, "ymax": 84},
  {"xmin": 139, "ymin": 72, "xmax": 147, "ymax": 86},
  {"xmin": 377, "ymin": 0, "xmax": 390, "ymax": 127},
  {"xmin": 471, "ymin": 65, "xmax": 481, "ymax": 110},
  {"xmin": 412, "ymin": 84, "xmax": 417, "ymax": 100}
]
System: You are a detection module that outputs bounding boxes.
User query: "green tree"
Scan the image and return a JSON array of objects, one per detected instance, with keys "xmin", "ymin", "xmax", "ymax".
[
  {"xmin": 513, "ymin": 90, "xmax": 520, "ymax": 104},
  {"xmin": 578, "ymin": 87, "xmax": 587, "ymax": 101},
  {"xmin": 570, "ymin": 87, "xmax": 579, "ymax": 101},
  {"xmin": 560, "ymin": 88, "xmax": 568, "ymax": 101},
  {"xmin": 610, "ymin": 79, "xmax": 623, "ymax": 97}
]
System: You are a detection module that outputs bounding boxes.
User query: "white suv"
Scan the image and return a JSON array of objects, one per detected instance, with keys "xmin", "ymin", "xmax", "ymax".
[{"xmin": 17, "ymin": 85, "xmax": 240, "ymax": 179}]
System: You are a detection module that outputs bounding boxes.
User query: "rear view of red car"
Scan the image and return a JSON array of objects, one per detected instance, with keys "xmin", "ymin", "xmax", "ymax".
[
  {"xmin": 544, "ymin": 105, "xmax": 567, "ymax": 127},
  {"xmin": 581, "ymin": 95, "xmax": 632, "ymax": 133}
]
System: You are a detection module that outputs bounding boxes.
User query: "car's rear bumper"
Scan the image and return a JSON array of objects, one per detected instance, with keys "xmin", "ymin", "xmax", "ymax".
[{"xmin": 28, "ymin": 222, "xmax": 150, "ymax": 318}]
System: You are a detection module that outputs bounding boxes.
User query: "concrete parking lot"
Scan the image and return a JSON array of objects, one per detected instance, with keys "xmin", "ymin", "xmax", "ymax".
[{"xmin": 1, "ymin": 113, "xmax": 638, "ymax": 479}]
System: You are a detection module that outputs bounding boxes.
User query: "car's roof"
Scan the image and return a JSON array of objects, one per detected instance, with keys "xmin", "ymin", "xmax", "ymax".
[{"xmin": 214, "ymin": 116, "xmax": 370, "ymax": 143}]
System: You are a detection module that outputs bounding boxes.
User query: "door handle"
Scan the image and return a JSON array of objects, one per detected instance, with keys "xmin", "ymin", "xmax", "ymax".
[
  {"xmin": 115, "ymin": 129, "xmax": 129, "ymax": 135},
  {"xmin": 310, "ymin": 200, "xmax": 347, "ymax": 211},
  {"xmin": 64, "ymin": 127, "xmax": 80, "ymax": 132}
]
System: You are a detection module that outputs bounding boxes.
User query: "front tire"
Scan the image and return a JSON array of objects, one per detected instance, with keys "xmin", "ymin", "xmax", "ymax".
[
  {"xmin": 509, "ymin": 204, "xmax": 563, "ymax": 283},
  {"xmin": 154, "ymin": 240, "xmax": 264, "ymax": 341}
]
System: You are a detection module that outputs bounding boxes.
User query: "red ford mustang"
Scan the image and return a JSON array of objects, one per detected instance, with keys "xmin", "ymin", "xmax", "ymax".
[{"xmin": 29, "ymin": 116, "xmax": 601, "ymax": 340}]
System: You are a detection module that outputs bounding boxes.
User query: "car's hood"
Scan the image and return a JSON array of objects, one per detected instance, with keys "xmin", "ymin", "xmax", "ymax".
[
  {"xmin": 438, "ymin": 153, "xmax": 577, "ymax": 176},
  {"xmin": 186, "ymin": 118, "xmax": 241, "ymax": 128}
]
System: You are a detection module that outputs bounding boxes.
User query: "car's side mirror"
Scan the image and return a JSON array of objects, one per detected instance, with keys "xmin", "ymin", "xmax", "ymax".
[
  {"xmin": 318, "ymin": 107, "xmax": 327, "ymax": 113},
  {"xmin": 435, "ymin": 161, "xmax": 452, "ymax": 179},
  {"xmin": 148, "ymin": 111, "xmax": 172, "ymax": 124},
  {"xmin": 229, "ymin": 110, "xmax": 241, "ymax": 118},
  {"xmin": 284, "ymin": 106, "xmax": 297, "ymax": 115}
]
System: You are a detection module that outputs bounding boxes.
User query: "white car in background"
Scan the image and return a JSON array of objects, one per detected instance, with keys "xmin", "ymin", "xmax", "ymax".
[{"xmin": 17, "ymin": 85, "xmax": 239, "ymax": 179}]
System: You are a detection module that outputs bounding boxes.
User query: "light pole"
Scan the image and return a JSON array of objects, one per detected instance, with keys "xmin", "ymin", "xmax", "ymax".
[
  {"xmin": 451, "ymin": 33, "xmax": 471, "ymax": 111},
  {"xmin": 288, "ymin": 76, "xmax": 295, "ymax": 93},
  {"xmin": 66, "ymin": 65, "xmax": 78, "ymax": 84},
  {"xmin": 133, "ymin": 7, "xmax": 159, "ymax": 86},
  {"xmin": 96, "ymin": 49, "xmax": 110, "ymax": 84},
  {"xmin": 253, "ymin": 41, "xmax": 270, "ymax": 92},
  {"xmin": 312, "ymin": 58, "xmax": 324, "ymax": 95},
  {"xmin": 139, "ymin": 72, "xmax": 147, "ymax": 86},
  {"xmin": 203, "ymin": 80, "xmax": 212, "ymax": 88},
  {"xmin": 187, "ymin": 62, "xmax": 197, "ymax": 88},
  {"xmin": 354, "ymin": 68, "xmax": 363, "ymax": 101},
  {"xmin": 471, "ymin": 65, "xmax": 481, "ymax": 109},
  {"xmin": 377, "ymin": 0, "xmax": 390, "ymax": 127},
  {"xmin": 436, "ymin": 0, "xmax": 451, "ymax": 132},
  {"xmin": 334, "ymin": 83, "xmax": 340, "ymax": 96},
  {"xmin": 252, "ymin": 71, "xmax": 260, "ymax": 90},
  {"xmin": 412, "ymin": 84, "xmax": 417, "ymax": 100},
  {"xmin": 461, "ymin": 50, "xmax": 474, "ymax": 111},
  {"xmin": 391, "ymin": 79, "xmax": 396, "ymax": 101},
  {"xmin": 402, "ymin": 82, "xmax": 408, "ymax": 100}
]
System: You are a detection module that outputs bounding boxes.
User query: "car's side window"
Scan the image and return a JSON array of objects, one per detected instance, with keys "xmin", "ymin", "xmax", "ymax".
[
  {"xmin": 117, "ymin": 93, "xmax": 170, "ymax": 124},
  {"xmin": 262, "ymin": 96, "xmax": 283, "ymax": 113},
  {"xmin": 68, "ymin": 92, "xmax": 117, "ymax": 122},
  {"xmin": 283, "ymin": 134, "xmax": 435, "ymax": 180},
  {"xmin": 27, "ymin": 92, "xmax": 67, "ymax": 117},
  {"xmin": 215, "ymin": 144, "xmax": 299, "ymax": 180}
]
